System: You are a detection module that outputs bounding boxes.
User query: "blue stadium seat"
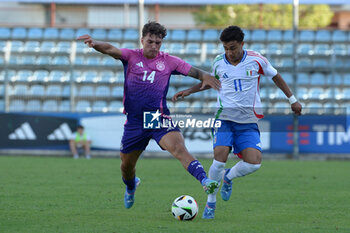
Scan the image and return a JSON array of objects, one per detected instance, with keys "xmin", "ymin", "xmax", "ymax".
[
  {"xmin": 297, "ymin": 58, "xmax": 312, "ymax": 68},
  {"xmin": 59, "ymin": 28, "xmax": 75, "ymax": 40},
  {"xmin": 308, "ymin": 87, "xmax": 324, "ymax": 99},
  {"xmin": 280, "ymin": 72, "xmax": 293, "ymax": 85},
  {"xmin": 83, "ymin": 71, "xmax": 98, "ymax": 83},
  {"xmin": 326, "ymin": 73, "xmax": 343, "ymax": 85},
  {"xmin": 169, "ymin": 43, "xmax": 185, "ymax": 54},
  {"xmin": 29, "ymin": 85, "xmax": 45, "ymax": 96},
  {"xmin": 37, "ymin": 56, "xmax": 51, "ymax": 65},
  {"xmin": 121, "ymin": 42, "xmax": 137, "ymax": 49},
  {"xmin": 78, "ymin": 86, "xmax": 94, "ymax": 97},
  {"xmin": 42, "ymin": 100, "xmax": 58, "ymax": 112},
  {"xmin": 342, "ymin": 88, "xmax": 350, "ymax": 100},
  {"xmin": 13, "ymin": 84, "xmax": 28, "ymax": 96},
  {"xmin": 49, "ymin": 70, "xmax": 68, "ymax": 82},
  {"xmin": 46, "ymin": 85, "xmax": 62, "ymax": 96},
  {"xmin": 267, "ymin": 30, "xmax": 283, "ymax": 42},
  {"xmin": 163, "ymin": 30, "xmax": 171, "ymax": 41},
  {"xmin": 28, "ymin": 28, "xmax": 43, "ymax": 39},
  {"xmin": 310, "ymin": 72, "xmax": 326, "ymax": 85},
  {"xmin": 58, "ymin": 100, "xmax": 70, "ymax": 112},
  {"xmin": 185, "ymin": 43, "xmax": 201, "ymax": 54},
  {"xmin": 251, "ymin": 30, "xmax": 266, "ymax": 42},
  {"xmin": 21, "ymin": 56, "xmax": 36, "ymax": 65},
  {"xmin": 100, "ymin": 71, "xmax": 115, "ymax": 83},
  {"xmin": 74, "ymin": 56, "xmax": 85, "ymax": 65},
  {"xmin": 75, "ymin": 28, "xmax": 91, "ymax": 38},
  {"xmin": 92, "ymin": 101, "xmax": 108, "ymax": 112},
  {"xmin": 205, "ymin": 43, "xmax": 218, "ymax": 55},
  {"xmin": 75, "ymin": 100, "xmax": 91, "ymax": 112},
  {"xmin": 313, "ymin": 58, "xmax": 329, "ymax": 68},
  {"xmin": 250, "ymin": 43, "xmax": 265, "ymax": 54},
  {"xmin": 86, "ymin": 57, "xmax": 100, "ymax": 66},
  {"xmin": 314, "ymin": 44, "xmax": 330, "ymax": 55},
  {"xmin": 102, "ymin": 56, "xmax": 117, "ymax": 66},
  {"xmin": 23, "ymin": 41, "xmax": 40, "ymax": 52},
  {"xmin": 56, "ymin": 42, "xmax": 71, "ymax": 53},
  {"xmin": 107, "ymin": 29, "xmax": 123, "ymax": 40},
  {"xmin": 307, "ymin": 102, "xmax": 323, "ymax": 115},
  {"xmin": 52, "ymin": 56, "xmax": 70, "ymax": 65},
  {"xmin": 17, "ymin": 70, "xmax": 33, "ymax": 82},
  {"xmin": 280, "ymin": 58, "xmax": 293, "ymax": 68},
  {"xmin": 332, "ymin": 44, "xmax": 347, "ymax": 55},
  {"xmin": 95, "ymin": 86, "xmax": 110, "ymax": 97},
  {"xmin": 26, "ymin": 100, "xmax": 41, "ymax": 112},
  {"xmin": 175, "ymin": 101, "xmax": 191, "ymax": 113},
  {"xmin": 91, "ymin": 29, "xmax": 107, "ymax": 40},
  {"xmin": 40, "ymin": 41, "xmax": 56, "ymax": 53},
  {"xmin": 296, "ymin": 73, "xmax": 309, "ymax": 85},
  {"xmin": 269, "ymin": 88, "xmax": 285, "ymax": 100},
  {"xmin": 167, "ymin": 86, "xmax": 177, "ymax": 97},
  {"xmin": 203, "ymin": 29, "xmax": 219, "ymax": 41},
  {"xmin": 9, "ymin": 55, "xmax": 21, "ymax": 65},
  {"xmin": 62, "ymin": 85, "xmax": 72, "ymax": 97},
  {"xmin": 187, "ymin": 29, "xmax": 202, "ymax": 41},
  {"xmin": 299, "ymin": 30, "xmax": 315, "ymax": 42},
  {"xmin": 43, "ymin": 28, "xmax": 59, "ymax": 39},
  {"xmin": 11, "ymin": 41, "xmax": 24, "ymax": 52},
  {"xmin": 266, "ymin": 43, "xmax": 282, "ymax": 55},
  {"xmin": 296, "ymin": 87, "xmax": 309, "ymax": 100},
  {"xmin": 76, "ymin": 42, "xmax": 89, "ymax": 54},
  {"xmin": 281, "ymin": 43, "xmax": 293, "ymax": 55},
  {"xmin": 171, "ymin": 30, "xmax": 186, "ymax": 41},
  {"xmin": 0, "ymin": 41, "xmax": 6, "ymax": 53},
  {"xmin": 283, "ymin": 30, "xmax": 293, "ymax": 42},
  {"xmin": 315, "ymin": 30, "xmax": 331, "ymax": 42},
  {"xmin": 124, "ymin": 29, "xmax": 138, "ymax": 41},
  {"xmin": 112, "ymin": 86, "xmax": 124, "ymax": 98},
  {"xmin": 297, "ymin": 43, "xmax": 313, "ymax": 55},
  {"xmin": 272, "ymin": 102, "xmax": 290, "ymax": 114},
  {"xmin": 109, "ymin": 100, "xmax": 123, "ymax": 112},
  {"xmin": 0, "ymin": 28, "xmax": 11, "ymax": 39},
  {"xmin": 332, "ymin": 30, "xmax": 348, "ymax": 42},
  {"xmin": 11, "ymin": 27, "xmax": 27, "ymax": 39},
  {"xmin": 242, "ymin": 29, "xmax": 250, "ymax": 41},
  {"xmin": 9, "ymin": 100, "xmax": 25, "ymax": 112}
]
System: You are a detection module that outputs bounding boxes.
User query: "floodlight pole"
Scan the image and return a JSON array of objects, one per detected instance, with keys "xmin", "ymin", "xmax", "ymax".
[
  {"xmin": 292, "ymin": 0, "xmax": 299, "ymax": 159},
  {"xmin": 138, "ymin": 0, "xmax": 144, "ymax": 48}
]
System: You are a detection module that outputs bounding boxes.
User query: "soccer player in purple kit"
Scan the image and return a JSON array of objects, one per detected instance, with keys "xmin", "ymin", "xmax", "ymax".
[{"xmin": 77, "ymin": 21, "xmax": 221, "ymax": 209}]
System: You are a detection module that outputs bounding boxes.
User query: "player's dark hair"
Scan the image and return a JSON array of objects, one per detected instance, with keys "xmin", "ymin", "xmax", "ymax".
[
  {"xmin": 142, "ymin": 21, "xmax": 167, "ymax": 39},
  {"xmin": 220, "ymin": 25, "xmax": 244, "ymax": 43},
  {"xmin": 77, "ymin": 125, "xmax": 84, "ymax": 129}
]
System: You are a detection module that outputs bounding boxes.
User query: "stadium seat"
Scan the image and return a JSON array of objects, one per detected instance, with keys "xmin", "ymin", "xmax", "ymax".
[
  {"xmin": 169, "ymin": 43, "xmax": 185, "ymax": 54},
  {"xmin": 266, "ymin": 43, "xmax": 282, "ymax": 55},
  {"xmin": 314, "ymin": 44, "xmax": 330, "ymax": 55},
  {"xmin": 251, "ymin": 30, "xmax": 266, "ymax": 42},
  {"xmin": 9, "ymin": 55, "xmax": 21, "ymax": 65},
  {"xmin": 280, "ymin": 58, "xmax": 293, "ymax": 68},
  {"xmin": 185, "ymin": 43, "xmax": 201, "ymax": 54},
  {"xmin": 95, "ymin": 85, "xmax": 110, "ymax": 97},
  {"xmin": 204, "ymin": 43, "xmax": 218, "ymax": 55},
  {"xmin": 78, "ymin": 85, "xmax": 94, "ymax": 97},
  {"xmin": 58, "ymin": 100, "xmax": 70, "ymax": 112},
  {"xmin": 297, "ymin": 43, "xmax": 313, "ymax": 55},
  {"xmin": 49, "ymin": 70, "xmax": 67, "ymax": 82},
  {"xmin": 83, "ymin": 71, "xmax": 99, "ymax": 83},
  {"xmin": 297, "ymin": 58, "xmax": 312, "ymax": 69},
  {"xmin": 59, "ymin": 28, "xmax": 75, "ymax": 40},
  {"xmin": 74, "ymin": 56, "xmax": 85, "ymax": 65},
  {"xmin": 272, "ymin": 102, "xmax": 290, "ymax": 115},
  {"xmin": 107, "ymin": 29, "xmax": 123, "ymax": 40},
  {"xmin": 21, "ymin": 56, "xmax": 36, "ymax": 65},
  {"xmin": 11, "ymin": 27, "xmax": 27, "ymax": 39},
  {"xmin": 296, "ymin": 87, "xmax": 309, "ymax": 100},
  {"xmin": 124, "ymin": 29, "xmax": 138, "ymax": 41},
  {"xmin": 91, "ymin": 29, "xmax": 107, "ymax": 40},
  {"xmin": 62, "ymin": 85, "xmax": 73, "ymax": 97},
  {"xmin": 343, "ymin": 74, "xmax": 350, "ymax": 85},
  {"xmin": 203, "ymin": 29, "xmax": 219, "ymax": 41},
  {"xmin": 42, "ymin": 100, "xmax": 58, "ymax": 112},
  {"xmin": 269, "ymin": 88, "xmax": 286, "ymax": 100},
  {"xmin": 6, "ymin": 70, "xmax": 17, "ymax": 82},
  {"xmin": 259, "ymin": 88, "xmax": 267, "ymax": 99},
  {"xmin": 75, "ymin": 28, "xmax": 91, "ymax": 39},
  {"xmin": 175, "ymin": 101, "xmax": 191, "ymax": 113},
  {"xmin": 310, "ymin": 73, "xmax": 326, "ymax": 85},
  {"xmin": 281, "ymin": 43, "xmax": 293, "ymax": 55},
  {"xmin": 27, "ymin": 28, "xmax": 43, "ymax": 39},
  {"xmin": 46, "ymin": 85, "xmax": 62, "ymax": 96},
  {"xmin": 109, "ymin": 100, "xmax": 123, "ymax": 112},
  {"xmin": 86, "ymin": 57, "xmax": 100, "ymax": 66},
  {"xmin": 332, "ymin": 44, "xmax": 347, "ymax": 55},
  {"xmin": 189, "ymin": 101, "xmax": 203, "ymax": 112},
  {"xmin": 283, "ymin": 30, "xmax": 293, "ymax": 42},
  {"xmin": 26, "ymin": 100, "xmax": 41, "ymax": 112},
  {"xmin": 306, "ymin": 102, "xmax": 323, "ymax": 115},
  {"xmin": 11, "ymin": 41, "xmax": 24, "ymax": 52},
  {"xmin": 308, "ymin": 87, "xmax": 324, "ymax": 99},
  {"xmin": 0, "ymin": 28, "xmax": 11, "ymax": 39},
  {"xmin": 75, "ymin": 100, "xmax": 91, "ymax": 112},
  {"xmin": 52, "ymin": 56, "xmax": 70, "ymax": 65},
  {"xmin": 43, "ymin": 28, "xmax": 59, "ymax": 39},
  {"xmin": 92, "ymin": 100, "xmax": 108, "ymax": 112},
  {"xmin": 250, "ymin": 43, "xmax": 265, "ymax": 54},
  {"xmin": 17, "ymin": 70, "xmax": 33, "ymax": 82},
  {"xmin": 242, "ymin": 29, "xmax": 250, "ymax": 41},
  {"xmin": 296, "ymin": 73, "xmax": 309, "ymax": 85},
  {"xmin": 313, "ymin": 58, "xmax": 329, "ymax": 68},
  {"xmin": 187, "ymin": 29, "xmax": 202, "ymax": 41},
  {"xmin": 76, "ymin": 42, "xmax": 89, "ymax": 54},
  {"xmin": 23, "ymin": 41, "xmax": 40, "ymax": 52},
  {"xmin": 332, "ymin": 30, "xmax": 348, "ymax": 42},
  {"xmin": 111, "ymin": 86, "xmax": 124, "ymax": 98},
  {"xmin": 56, "ymin": 42, "xmax": 71, "ymax": 53},
  {"xmin": 315, "ymin": 30, "xmax": 331, "ymax": 42},
  {"xmin": 100, "ymin": 71, "xmax": 115, "ymax": 83},
  {"xmin": 29, "ymin": 85, "xmax": 45, "ymax": 96},
  {"xmin": 9, "ymin": 100, "xmax": 25, "ymax": 112},
  {"xmin": 326, "ymin": 73, "xmax": 343, "ymax": 85},
  {"xmin": 37, "ymin": 55, "xmax": 51, "ymax": 65},
  {"xmin": 0, "ymin": 41, "xmax": 7, "ymax": 53},
  {"xmin": 12, "ymin": 84, "xmax": 28, "ymax": 96},
  {"xmin": 102, "ymin": 56, "xmax": 118, "ymax": 66},
  {"xmin": 267, "ymin": 30, "xmax": 283, "ymax": 42},
  {"xmin": 121, "ymin": 42, "xmax": 137, "ymax": 49},
  {"xmin": 299, "ymin": 30, "xmax": 315, "ymax": 42},
  {"xmin": 280, "ymin": 72, "xmax": 293, "ymax": 85},
  {"xmin": 342, "ymin": 88, "xmax": 350, "ymax": 100},
  {"xmin": 40, "ymin": 41, "xmax": 56, "ymax": 53},
  {"xmin": 167, "ymin": 86, "xmax": 177, "ymax": 97},
  {"xmin": 171, "ymin": 30, "xmax": 186, "ymax": 41}
]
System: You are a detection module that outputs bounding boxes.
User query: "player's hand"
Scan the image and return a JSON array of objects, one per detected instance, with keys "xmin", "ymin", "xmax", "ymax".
[
  {"xmin": 76, "ymin": 34, "xmax": 95, "ymax": 48},
  {"xmin": 201, "ymin": 74, "xmax": 221, "ymax": 91},
  {"xmin": 172, "ymin": 90, "xmax": 191, "ymax": 102},
  {"xmin": 291, "ymin": 102, "xmax": 302, "ymax": 115}
]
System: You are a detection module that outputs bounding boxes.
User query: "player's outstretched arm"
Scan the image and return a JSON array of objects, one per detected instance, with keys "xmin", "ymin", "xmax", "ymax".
[
  {"xmin": 187, "ymin": 67, "xmax": 221, "ymax": 91},
  {"xmin": 272, "ymin": 73, "xmax": 302, "ymax": 115},
  {"xmin": 172, "ymin": 83, "xmax": 203, "ymax": 102},
  {"xmin": 76, "ymin": 34, "xmax": 122, "ymax": 60}
]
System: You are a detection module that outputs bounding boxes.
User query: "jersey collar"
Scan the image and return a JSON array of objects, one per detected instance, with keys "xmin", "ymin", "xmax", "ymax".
[{"xmin": 224, "ymin": 50, "xmax": 247, "ymax": 65}]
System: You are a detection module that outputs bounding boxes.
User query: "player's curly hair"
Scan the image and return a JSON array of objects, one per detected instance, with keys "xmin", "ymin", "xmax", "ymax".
[
  {"xmin": 220, "ymin": 25, "xmax": 244, "ymax": 43},
  {"xmin": 142, "ymin": 21, "xmax": 167, "ymax": 39}
]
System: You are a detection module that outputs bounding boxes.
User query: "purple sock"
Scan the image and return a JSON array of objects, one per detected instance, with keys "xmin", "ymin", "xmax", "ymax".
[
  {"xmin": 122, "ymin": 176, "xmax": 136, "ymax": 191},
  {"xmin": 187, "ymin": 160, "xmax": 207, "ymax": 183}
]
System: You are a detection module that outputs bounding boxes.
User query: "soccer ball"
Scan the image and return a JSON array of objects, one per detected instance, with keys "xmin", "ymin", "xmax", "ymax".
[{"xmin": 171, "ymin": 195, "xmax": 198, "ymax": 221}]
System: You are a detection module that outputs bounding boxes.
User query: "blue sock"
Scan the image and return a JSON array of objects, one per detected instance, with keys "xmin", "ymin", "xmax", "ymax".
[
  {"xmin": 206, "ymin": 202, "xmax": 216, "ymax": 209},
  {"xmin": 187, "ymin": 160, "xmax": 207, "ymax": 183},
  {"xmin": 122, "ymin": 176, "xmax": 136, "ymax": 191}
]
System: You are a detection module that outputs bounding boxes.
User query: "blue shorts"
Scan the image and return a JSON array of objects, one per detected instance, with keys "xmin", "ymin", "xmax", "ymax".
[
  {"xmin": 120, "ymin": 120, "xmax": 180, "ymax": 154},
  {"xmin": 212, "ymin": 119, "xmax": 261, "ymax": 157}
]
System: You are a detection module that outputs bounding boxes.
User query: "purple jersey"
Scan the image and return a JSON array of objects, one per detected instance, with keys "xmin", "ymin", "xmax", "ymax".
[{"xmin": 119, "ymin": 48, "xmax": 191, "ymax": 122}]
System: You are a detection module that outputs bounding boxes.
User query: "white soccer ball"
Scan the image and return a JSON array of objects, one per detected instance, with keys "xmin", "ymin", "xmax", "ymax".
[{"xmin": 171, "ymin": 195, "xmax": 198, "ymax": 221}]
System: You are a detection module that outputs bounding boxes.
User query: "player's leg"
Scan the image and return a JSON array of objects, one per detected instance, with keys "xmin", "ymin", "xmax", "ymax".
[
  {"xmin": 120, "ymin": 150, "xmax": 143, "ymax": 209},
  {"xmin": 69, "ymin": 140, "xmax": 79, "ymax": 159},
  {"xmin": 83, "ymin": 140, "xmax": 91, "ymax": 159},
  {"xmin": 157, "ymin": 130, "xmax": 218, "ymax": 194},
  {"xmin": 203, "ymin": 146, "xmax": 230, "ymax": 219}
]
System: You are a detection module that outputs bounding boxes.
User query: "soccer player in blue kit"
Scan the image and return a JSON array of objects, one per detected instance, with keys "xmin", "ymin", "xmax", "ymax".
[
  {"xmin": 77, "ymin": 21, "xmax": 221, "ymax": 209},
  {"xmin": 173, "ymin": 25, "xmax": 302, "ymax": 218}
]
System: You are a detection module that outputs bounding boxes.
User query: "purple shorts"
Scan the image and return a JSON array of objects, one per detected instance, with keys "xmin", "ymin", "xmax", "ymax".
[{"xmin": 120, "ymin": 120, "xmax": 180, "ymax": 154}]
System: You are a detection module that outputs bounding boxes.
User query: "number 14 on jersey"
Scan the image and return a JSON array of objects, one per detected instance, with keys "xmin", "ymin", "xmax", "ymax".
[{"xmin": 143, "ymin": 71, "xmax": 156, "ymax": 83}]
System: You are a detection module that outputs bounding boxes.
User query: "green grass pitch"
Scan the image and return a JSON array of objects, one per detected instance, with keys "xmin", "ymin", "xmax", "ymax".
[{"xmin": 0, "ymin": 156, "xmax": 349, "ymax": 233}]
